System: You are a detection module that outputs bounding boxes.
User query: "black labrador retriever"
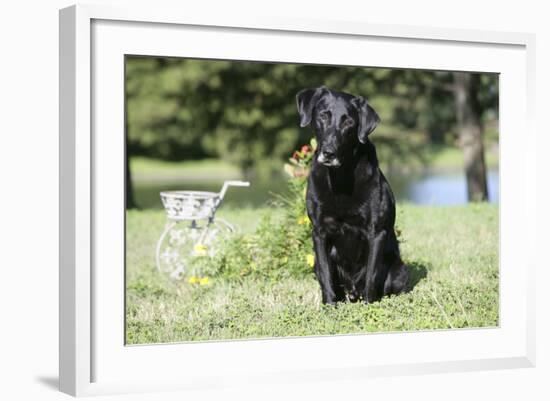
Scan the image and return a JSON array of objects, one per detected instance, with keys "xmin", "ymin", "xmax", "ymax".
[{"xmin": 296, "ymin": 86, "xmax": 408, "ymax": 305}]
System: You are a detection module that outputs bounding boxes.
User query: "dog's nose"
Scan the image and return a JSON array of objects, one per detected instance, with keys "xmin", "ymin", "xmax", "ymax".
[{"xmin": 321, "ymin": 150, "xmax": 336, "ymax": 159}]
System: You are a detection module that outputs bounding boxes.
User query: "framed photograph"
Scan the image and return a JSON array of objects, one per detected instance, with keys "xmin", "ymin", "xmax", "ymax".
[{"xmin": 59, "ymin": 4, "xmax": 536, "ymax": 396}]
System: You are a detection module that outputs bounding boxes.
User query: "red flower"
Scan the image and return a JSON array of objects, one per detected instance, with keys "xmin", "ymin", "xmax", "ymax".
[{"xmin": 301, "ymin": 145, "xmax": 311, "ymax": 154}]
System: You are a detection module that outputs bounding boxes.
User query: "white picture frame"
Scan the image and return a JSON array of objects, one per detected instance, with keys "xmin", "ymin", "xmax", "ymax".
[{"xmin": 59, "ymin": 4, "xmax": 536, "ymax": 397}]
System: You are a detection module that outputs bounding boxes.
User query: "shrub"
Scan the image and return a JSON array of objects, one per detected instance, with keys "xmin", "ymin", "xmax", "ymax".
[{"xmin": 188, "ymin": 139, "xmax": 317, "ymax": 282}]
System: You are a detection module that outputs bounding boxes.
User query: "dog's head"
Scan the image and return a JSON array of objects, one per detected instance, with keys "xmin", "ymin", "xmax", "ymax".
[{"xmin": 296, "ymin": 86, "xmax": 380, "ymax": 168}]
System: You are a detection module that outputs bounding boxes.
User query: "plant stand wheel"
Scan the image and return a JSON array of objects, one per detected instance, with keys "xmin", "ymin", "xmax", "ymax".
[{"xmin": 155, "ymin": 218, "xmax": 234, "ymax": 280}]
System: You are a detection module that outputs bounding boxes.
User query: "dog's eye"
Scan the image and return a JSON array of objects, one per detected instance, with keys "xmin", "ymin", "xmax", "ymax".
[
  {"xmin": 342, "ymin": 118, "xmax": 355, "ymax": 129},
  {"xmin": 319, "ymin": 111, "xmax": 330, "ymax": 122}
]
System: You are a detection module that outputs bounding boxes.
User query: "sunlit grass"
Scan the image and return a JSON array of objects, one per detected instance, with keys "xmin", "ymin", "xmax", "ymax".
[
  {"xmin": 130, "ymin": 157, "xmax": 241, "ymax": 181},
  {"xmin": 126, "ymin": 203, "xmax": 498, "ymax": 344}
]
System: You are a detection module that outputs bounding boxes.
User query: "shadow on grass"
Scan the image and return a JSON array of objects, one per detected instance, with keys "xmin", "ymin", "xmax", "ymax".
[{"xmin": 406, "ymin": 261, "xmax": 429, "ymax": 291}]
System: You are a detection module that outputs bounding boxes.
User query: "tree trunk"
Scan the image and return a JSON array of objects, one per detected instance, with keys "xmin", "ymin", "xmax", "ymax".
[
  {"xmin": 125, "ymin": 119, "xmax": 137, "ymax": 209},
  {"xmin": 126, "ymin": 149, "xmax": 136, "ymax": 209},
  {"xmin": 453, "ymin": 72, "xmax": 488, "ymax": 202}
]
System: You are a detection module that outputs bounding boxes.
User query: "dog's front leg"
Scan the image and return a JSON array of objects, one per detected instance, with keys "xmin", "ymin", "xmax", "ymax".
[
  {"xmin": 312, "ymin": 232, "xmax": 341, "ymax": 305},
  {"xmin": 363, "ymin": 230, "xmax": 387, "ymax": 304}
]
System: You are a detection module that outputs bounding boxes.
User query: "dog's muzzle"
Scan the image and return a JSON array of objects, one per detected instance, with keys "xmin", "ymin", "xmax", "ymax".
[{"xmin": 317, "ymin": 150, "xmax": 341, "ymax": 167}]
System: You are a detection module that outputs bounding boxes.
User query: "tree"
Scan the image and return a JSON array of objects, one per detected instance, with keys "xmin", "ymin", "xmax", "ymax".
[
  {"xmin": 125, "ymin": 118, "xmax": 136, "ymax": 209},
  {"xmin": 124, "ymin": 57, "xmax": 499, "ymax": 206},
  {"xmin": 452, "ymin": 72, "xmax": 488, "ymax": 202}
]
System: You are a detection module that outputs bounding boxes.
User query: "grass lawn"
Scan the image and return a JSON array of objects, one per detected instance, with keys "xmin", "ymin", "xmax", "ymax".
[
  {"xmin": 126, "ymin": 203, "xmax": 498, "ymax": 344},
  {"xmin": 424, "ymin": 144, "xmax": 499, "ymax": 171},
  {"xmin": 130, "ymin": 157, "xmax": 242, "ymax": 182}
]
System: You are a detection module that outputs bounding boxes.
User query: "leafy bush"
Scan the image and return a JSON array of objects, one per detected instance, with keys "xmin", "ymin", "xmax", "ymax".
[{"xmin": 186, "ymin": 140, "xmax": 317, "ymax": 282}]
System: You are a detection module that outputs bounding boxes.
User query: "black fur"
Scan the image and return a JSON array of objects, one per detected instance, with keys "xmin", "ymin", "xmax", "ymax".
[{"xmin": 296, "ymin": 86, "xmax": 409, "ymax": 305}]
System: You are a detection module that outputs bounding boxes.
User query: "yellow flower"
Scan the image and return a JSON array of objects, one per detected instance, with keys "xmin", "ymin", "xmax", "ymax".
[
  {"xmin": 306, "ymin": 254, "xmax": 315, "ymax": 268},
  {"xmin": 297, "ymin": 215, "xmax": 310, "ymax": 226},
  {"xmin": 188, "ymin": 276, "xmax": 210, "ymax": 285},
  {"xmin": 194, "ymin": 243, "xmax": 208, "ymax": 256}
]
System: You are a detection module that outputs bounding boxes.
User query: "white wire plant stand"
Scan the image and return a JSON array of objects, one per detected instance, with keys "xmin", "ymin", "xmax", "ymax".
[{"xmin": 155, "ymin": 180, "xmax": 250, "ymax": 280}]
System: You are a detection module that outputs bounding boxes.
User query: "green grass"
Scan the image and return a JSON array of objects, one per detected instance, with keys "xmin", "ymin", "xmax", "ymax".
[
  {"xmin": 426, "ymin": 144, "xmax": 499, "ymax": 171},
  {"xmin": 126, "ymin": 203, "xmax": 498, "ymax": 344},
  {"xmin": 376, "ymin": 143, "xmax": 499, "ymax": 173},
  {"xmin": 131, "ymin": 157, "xmax": 241, "ymax": 182}
]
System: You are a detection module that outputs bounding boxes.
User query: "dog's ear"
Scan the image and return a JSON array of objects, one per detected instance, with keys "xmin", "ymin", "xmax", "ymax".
[
  {"xmin": 351, "ymin": 96, "xmax": 380, "ymax": 143},
  {"xmin": 296, "ymin": 86, "xmax": 328, "ymax": 127}
]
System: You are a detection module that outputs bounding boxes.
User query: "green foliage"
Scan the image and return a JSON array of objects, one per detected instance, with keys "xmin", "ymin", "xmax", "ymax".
[
  {"xmin": 187, "ymin": 176, "xmax": 312, "ymax": 281},
  {"xmin": 126, "ymin": 57, "xmax": 499, "ymax": 173},
  {"xmin": 189, "ymin": 143, "xmax": 315, "ymax": 281}
]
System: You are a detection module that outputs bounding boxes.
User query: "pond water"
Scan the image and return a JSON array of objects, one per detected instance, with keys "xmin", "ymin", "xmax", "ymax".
[
  {"xmin": 388, "ymin": 169, "xmax": 499, "ymax": 205},
  {"xmin": 133, "ymin": 169, "xmax": 499, "ymax": 210}
]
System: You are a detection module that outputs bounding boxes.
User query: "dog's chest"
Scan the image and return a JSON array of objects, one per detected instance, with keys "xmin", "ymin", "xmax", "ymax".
[
  {"xmin": 308, "ymin": 161, "xmax": 380, "ymax": 235},
  {"xmin": 319, "ymin": 195, "xmax": 369, "ymax": 235}
]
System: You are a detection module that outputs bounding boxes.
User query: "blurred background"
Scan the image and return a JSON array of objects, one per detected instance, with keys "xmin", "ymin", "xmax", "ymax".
[{"xmin": 125, "ymin": 56, "xmax": 499, "ymax": 209}]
